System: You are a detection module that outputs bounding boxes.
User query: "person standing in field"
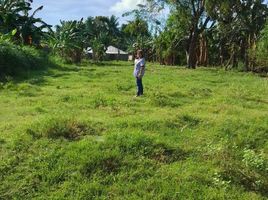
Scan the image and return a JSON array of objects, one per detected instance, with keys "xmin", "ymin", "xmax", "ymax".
[{"xmin": 133, "ymin": 50, "xmax": 146, "ymax": 97}]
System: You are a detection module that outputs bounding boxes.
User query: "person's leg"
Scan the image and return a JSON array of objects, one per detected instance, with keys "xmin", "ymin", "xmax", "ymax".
[
  {"xmin": 136, "ymin": 77, "xmax": 139, "ymax": 96},
  {"xmin": 140, "ymin": 78, "xmax": 143, "ymax": 95},
  {"xmin": 136, "ymin": 77, "xmax": 142, "ymax": 96}
]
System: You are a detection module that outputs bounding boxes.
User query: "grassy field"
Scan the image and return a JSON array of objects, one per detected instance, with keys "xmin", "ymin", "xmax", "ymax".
[{"xmin": 0, "ymin": 61, "xmax": 267, "ymax": 199}]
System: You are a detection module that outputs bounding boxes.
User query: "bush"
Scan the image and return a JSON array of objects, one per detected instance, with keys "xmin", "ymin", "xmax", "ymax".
[
  {"xmin": 254, "ymin": 23, "xmax": 268, "ymax": 72},
  {"xmin": 0, "ymin": 41, "xmax": 49, "ymax": 79}
]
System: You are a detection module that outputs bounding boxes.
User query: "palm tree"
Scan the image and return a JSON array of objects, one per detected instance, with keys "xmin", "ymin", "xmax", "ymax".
[{"xmin": 84, "ymin": 16, "xmax": 120, "ymax": 62}]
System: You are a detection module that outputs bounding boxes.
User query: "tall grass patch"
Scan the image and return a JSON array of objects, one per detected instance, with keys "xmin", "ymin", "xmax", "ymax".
[
  {"xmin": 27, "ymin": 118, "xmax": 105, "ymax": 140},
  {"xmin": 0, "ymin": 41, "xmax": 49, "ymax": 79}
]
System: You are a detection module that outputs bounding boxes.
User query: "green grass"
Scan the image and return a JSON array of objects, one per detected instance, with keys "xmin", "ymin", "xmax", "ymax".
[{"xmin": 0, "ymin": 61, "xmax": 268, "ymax": 199}]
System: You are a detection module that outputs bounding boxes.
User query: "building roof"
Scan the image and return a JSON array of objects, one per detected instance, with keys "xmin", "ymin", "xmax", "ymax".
[
  {"xmin": 86, "ymin": 46, "xmax": 128, "ymax": 55},
  {"xmin": 106, "ymin": 46, "xmax": 128, "ymax": 55}
]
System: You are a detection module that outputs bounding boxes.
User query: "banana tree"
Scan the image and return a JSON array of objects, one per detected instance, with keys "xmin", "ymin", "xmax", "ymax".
[
  {"xmin": 0, "ymin": 28, "xmax": 16, "ymax": 42},
  {"xmin": 84, "ymin": 15, "xmax": 121, "ymax": 62},
  {"xmin": 0, "ymin": 0, "xmax": 50, "ymax": 45},
  {"xmin": 47, "ymin": 19, "xmax": 85, "ymax": 63},
  {"xmin": 91, "ymin": 32, "xmax": 110, "ymax": 62},
  {"xmin": 121, "ymin": 17, "xmax": 152, "ymax": 59}
]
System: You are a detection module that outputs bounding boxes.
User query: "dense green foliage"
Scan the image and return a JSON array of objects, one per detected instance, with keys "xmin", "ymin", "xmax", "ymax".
[
  {"xmin": 146, "ymin": 0, "xmax": 268, "ymax": 70},
  {"xmin": 46, "ymin": 16, "xmax": 122, "ymax": 63},
  {"xmin": 47, "ymin": 19, "xmax": 85, "ymax": 63},
  {"xmin": 0, "ymin": 0, "xmax": 50, "ymax": 45},
  {"xmin": 0, "ymin": 41, "xmax": 49, "ymax": 79},
  {"xmin": 0, "ymin": 61, "xmax": 267, "ymax": 199},
  {"xmin": 121, "ymin": 8, "xmax": 153, "ymax": 55},
  {"xmin": 85, "ymin": 16, "xmax": 121, "ymax": 61},
  {"xmin": 2, "ymin": 0, "xmax": 268, "ymax": 72},
  {"xmin": 254, "ymin": 22, "xmax": 268, "ymax": 72},
  {"xmin": 0, "ymin": 0, "xmax": 51, "ymax": 79}
]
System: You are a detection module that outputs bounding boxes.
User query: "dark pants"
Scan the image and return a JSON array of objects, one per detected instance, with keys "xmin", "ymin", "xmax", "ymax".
[{"xmin": 136, "ymin": 77, "xmax": 143, "ymax": 96}]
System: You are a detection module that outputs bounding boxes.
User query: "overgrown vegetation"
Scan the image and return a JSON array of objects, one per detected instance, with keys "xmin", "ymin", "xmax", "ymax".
[
  {"xmin": 1, "ymin": 0, "xmax": 268, "ymax": 73},
  {"xmin": 0, "ymin": 61, "xmax": 267, "ymax": 199},
  {"xmin": 254, "ymin": 22, "xmax": 268, "ymax": 72},
  {"xmin": 0, "ymin": 41, "xmax": 49, "ymax": 79},
  {"xmin": 0, "ymin": 0, "xmax": 50, "ymax": 45},
  {"xmin": 0, "ymin": 0, "xmax": 51, "ymax": 79}
]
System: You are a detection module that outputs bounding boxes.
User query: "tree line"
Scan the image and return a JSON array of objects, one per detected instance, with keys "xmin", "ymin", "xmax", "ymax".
[{"xmin": 1, "ymin": 0, "xmax": 268, "ymax": 72}]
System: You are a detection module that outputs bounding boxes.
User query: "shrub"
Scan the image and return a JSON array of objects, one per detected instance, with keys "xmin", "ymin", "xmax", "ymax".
[
  {"xmin": 242, "ymin": 149, "xmax": 267, "ymax": 172},
  {"xmin": 254, "ymin": 23, "xmax": 268, "ymax": 72},
  {"xmin": 0, "ymin": 41, "xmax": 49, "ymax": 79}
]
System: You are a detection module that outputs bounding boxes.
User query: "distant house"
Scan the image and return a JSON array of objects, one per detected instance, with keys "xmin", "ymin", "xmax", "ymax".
[{"xmin": 86, "ymin": 46, "xmax": 129, "ymax": 61}]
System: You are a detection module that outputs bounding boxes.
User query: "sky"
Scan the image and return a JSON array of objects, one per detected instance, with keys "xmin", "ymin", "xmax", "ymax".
[{"xmin": 32, "ymin": 0, "xmax": 147, "ymax": 26}]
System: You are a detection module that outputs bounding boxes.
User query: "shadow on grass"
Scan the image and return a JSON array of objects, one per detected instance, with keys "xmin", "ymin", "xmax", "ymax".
[
  {"xmin": 221, "ymin": 165, "xmax": 268, "ymax": 197},
  {"xmin": 0, "ymin": 139, "xmax": 5, "ymax": 145},
  {"xmin": 86, "ymin": 60, "xmax": 132, "ymax": 67},
  {"xmin": 81, "ymin": 132, "xmax": 190, "ymax": 179},
  {"xmin": 0, "ymin": 58, "xmax": 92, "ymax": 87},
  {"xmin": 0, "ymin": 58, "xmax": 61, "ymax": 85}
]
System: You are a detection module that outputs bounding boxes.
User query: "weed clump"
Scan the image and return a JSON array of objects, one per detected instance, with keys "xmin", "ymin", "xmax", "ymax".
[
  {"xmin": 151, "ymin": 92, "xmax": 182, "ymax": 107},
  {"xmin": 82, "ymin": 151, "xmax": 122, "ymax": 177},
  {"xmin": 103, "ymin": 133, "xmax": 187, "ymax": 164},
  {"xmin": 91, "ymin": 94, "xmax": 115, "ymax": 108},
  {"xmin": 213, "ymin": 144, "xmax": 268, "ymax": 196},
  {"xmin": 116, "ymin": 83, "xmax": 132, "ymax": 92},
  {"xmin": 220, "ymin": 163, "xmax": 268, "ymax": 195},
  {"xmin": 27, "ymin": 118, "xmax": 104, "ymax": 140},
  {"xmin": 188, "ymin": 87, "xmax": 213, "ymax": 98},
  {"xmin": 165, "ymin": 114, "xmax": 201, "ymax": 130}
]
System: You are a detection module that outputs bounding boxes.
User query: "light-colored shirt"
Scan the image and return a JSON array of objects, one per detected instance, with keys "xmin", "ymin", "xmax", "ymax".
[{"xmin": 133, "ymin": 58, "xmax": 145, "ymax": 77}]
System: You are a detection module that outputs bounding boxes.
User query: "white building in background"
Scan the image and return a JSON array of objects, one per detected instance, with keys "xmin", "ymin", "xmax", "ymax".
[{"xmin": 86, "ymin": 46, "xmax": 130, "ymax": 61}]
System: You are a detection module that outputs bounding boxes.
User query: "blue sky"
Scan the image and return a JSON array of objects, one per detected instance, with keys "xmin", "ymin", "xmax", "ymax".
[
  {"xmin": 31, "ymin": 0, "xmax": 268, "ymax": 27},
  {"xmin": 32, "ymin": 0, "xmax": 146, "ymax": 26}
]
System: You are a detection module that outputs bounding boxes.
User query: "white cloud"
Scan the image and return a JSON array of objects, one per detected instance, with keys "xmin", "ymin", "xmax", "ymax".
[{"xmin": 109, "ymin": 0, "xmax": 146, "ymax": 14}]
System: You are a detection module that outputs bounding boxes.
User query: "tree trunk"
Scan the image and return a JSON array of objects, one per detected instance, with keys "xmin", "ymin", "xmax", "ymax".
[
  {"xmin": 198, "ymin": 33, "xmax": 208, "ymax": 66},
  {"xmin": 248, "ymin": 33, "xmax": 257, "ymax": 71},
  {"xmin": 220, "ymin": 46, "xmax": 224, "ymax": 66},
  {"xmin": 232, "ymin": 45, "xmax": 238, "ymax": 69},
  {"xmin": 188, "ymin": 31, "xmax": 198, "ymax": 69},
  {"xmin": 225, "ymin": 44, "xmax": 238, "ymax": 70},
  {"xmin": 186, "ymin": 51, "xmax": 189, "ymax": 66}
]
